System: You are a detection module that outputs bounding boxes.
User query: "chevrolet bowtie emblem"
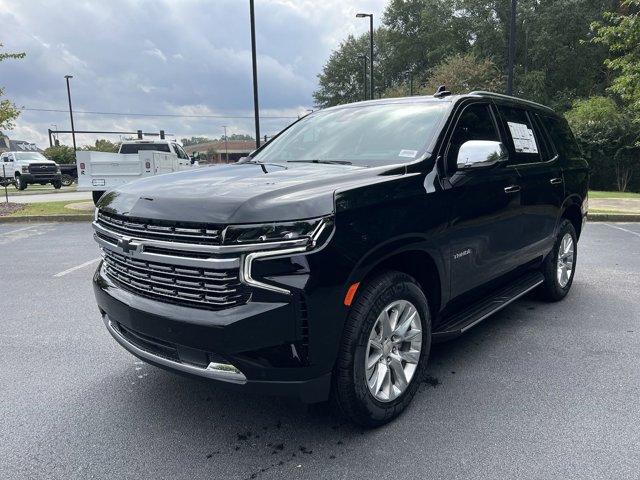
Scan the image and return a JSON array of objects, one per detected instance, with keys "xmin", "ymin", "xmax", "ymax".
[{"xmin": 117, "ymin": 236, "xmax": 139, "ymax": 254}]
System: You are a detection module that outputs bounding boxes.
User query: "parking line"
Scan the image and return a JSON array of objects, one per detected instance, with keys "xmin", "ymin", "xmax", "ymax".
[
  {"xmin": 603, "ymin": 223, "xmax": 640, "ymax": 239},
  {"xmin": 0, "ymin": 225, "xmax": 39, "ymax": 236},
  {"xmin": 54, "ymin": 258, "xmax": 101, "ymax": 277}
]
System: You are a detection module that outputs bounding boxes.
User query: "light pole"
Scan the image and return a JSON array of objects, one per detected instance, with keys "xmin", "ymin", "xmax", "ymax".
[
  {"xmin": 359, "ymin": 54, "xmax": 368, "ymax": 101},
  {"xmin": 506, "ymin": 0, "xmax": 517, "ymax": 96},
  {"xmin": 64, "ymin": 75, "xmax": 77, "ymax": 152},
  {"xmin": 222, "ymin": 126, "xmax": 229, "ymax": 163},
  {"xmin": 249, "ymin": 0, "xmax": 261, "ymax": 149},
  {"xmin": 356, "ymin": 13, "xmax": 374, "ymax": 100}
]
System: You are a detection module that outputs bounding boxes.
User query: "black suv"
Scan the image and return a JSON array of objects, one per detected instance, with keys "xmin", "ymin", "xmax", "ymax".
[{"xmin": 92, "ymin": 91, "xmax": 588, "ymax": 426}]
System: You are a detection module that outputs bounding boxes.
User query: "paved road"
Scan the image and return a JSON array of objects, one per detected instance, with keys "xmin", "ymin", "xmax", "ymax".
[
  {"xmin": 1, "ymin": 222, "xmax": 639, "ymax": 479},
  {"xmin": 8, "ymin": 190, "xmax": 92, "ymax": 204}
]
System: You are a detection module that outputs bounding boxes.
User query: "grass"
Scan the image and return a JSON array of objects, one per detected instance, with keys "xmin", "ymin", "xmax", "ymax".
[
  {"xmin": 3, "ymin": 185, "xmax": 77, "ymax": 196},
  {"xmin": 589, "ymin": 190, "xmax": 640, "ymax": 199},
  {"xmin": 7, "ymin": 200, "xmax": 93, "ymax": 217}
]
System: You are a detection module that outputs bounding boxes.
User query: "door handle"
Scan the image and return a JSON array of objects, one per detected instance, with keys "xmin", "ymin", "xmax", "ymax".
[
  {"xmin": 550, "ymin": 177, "xmax": 563, "ymax": 185},
  {"xmin": 504, "ymin": 185, "xmax": 521, "ymax": 194}
]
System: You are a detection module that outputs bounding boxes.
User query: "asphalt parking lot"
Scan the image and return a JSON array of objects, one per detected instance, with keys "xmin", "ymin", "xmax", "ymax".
[{"xmin": 1, "ymin": 221, "xmax": 639, "ymax": 480}]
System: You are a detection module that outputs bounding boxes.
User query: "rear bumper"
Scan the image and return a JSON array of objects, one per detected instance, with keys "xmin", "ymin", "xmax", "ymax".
[{"xmin": 94, "ymin": 263, "xmax": 333, "ymax": 403}]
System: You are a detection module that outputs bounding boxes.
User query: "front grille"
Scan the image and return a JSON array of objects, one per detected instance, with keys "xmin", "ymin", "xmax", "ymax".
[
  {"xmin": 103, "ymin": 249, "xmax": 250, "ymax": 310},
  {"xmin": 97, "ymin": 211, "xmax": 222, "ymax": 245},
  {"xmin": 28, "ymin": 163, "xmax": 57, "ymax": 174}
]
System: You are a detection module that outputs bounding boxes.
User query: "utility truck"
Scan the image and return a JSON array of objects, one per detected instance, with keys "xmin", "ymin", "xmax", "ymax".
[
  {"xmin": 76, "ymin": 139, "xmax": 198, "ymax": 205},
  {"xmin": 0, "ymin": 151, "xmax": 62, "ymax": 190}
]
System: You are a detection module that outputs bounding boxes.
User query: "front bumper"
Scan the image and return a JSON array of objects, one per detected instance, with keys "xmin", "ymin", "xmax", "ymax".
[
  {"xmin": 22, "ymin": 173, "xmax": 61, "ymax": 183},
  {"xmin": 94, "ymin": 263, "xmax": 333, "ymax": 403}
]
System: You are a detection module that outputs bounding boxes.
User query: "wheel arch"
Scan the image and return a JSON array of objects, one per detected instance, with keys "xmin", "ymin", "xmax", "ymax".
[{"xmin": 559, "ymin": 194, "xmax": 584, "ymax": 239}]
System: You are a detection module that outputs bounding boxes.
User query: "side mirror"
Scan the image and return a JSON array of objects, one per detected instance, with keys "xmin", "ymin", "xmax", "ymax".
[{"xmin": 457, "ymin": 140, "xmax": 508, "ymax": 170}]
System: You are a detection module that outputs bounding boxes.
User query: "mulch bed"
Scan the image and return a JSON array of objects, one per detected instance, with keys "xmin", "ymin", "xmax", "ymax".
[{"xmin": 0, "ymin": 202, "xmax": 25, "ymax": 217}]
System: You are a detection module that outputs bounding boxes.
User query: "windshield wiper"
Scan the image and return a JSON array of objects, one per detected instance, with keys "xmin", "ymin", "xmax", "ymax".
[{"xmin": 287, "ymin": 160, "xmax": 353, "ymax": 165}]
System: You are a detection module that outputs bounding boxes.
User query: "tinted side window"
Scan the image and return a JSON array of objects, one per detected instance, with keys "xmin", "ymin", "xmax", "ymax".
[
  {"xmin": 120, "ymin": 143, "xmax": 171, "ymax": 154},
  {"xmin": 446, "ymin": 103, "xmax": 499, "ymax": 173},
  {"xmin": 540, "ymin": 115, "xmax": 582, "ymax": 160},
  {"xmin": 497, "ymin": 105, "xmax": 542, "ymax": 164}
]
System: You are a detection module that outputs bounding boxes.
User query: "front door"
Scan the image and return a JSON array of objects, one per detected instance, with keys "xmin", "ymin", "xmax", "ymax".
[{"xmin": 442, "ymin": 102, "xmax": 525, "ymax": 299}]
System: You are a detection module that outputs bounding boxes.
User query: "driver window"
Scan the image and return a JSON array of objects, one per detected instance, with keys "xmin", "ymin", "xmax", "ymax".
[{"xmin": 446, "ymin": 104, "xmax": 499, "ymax": 174}]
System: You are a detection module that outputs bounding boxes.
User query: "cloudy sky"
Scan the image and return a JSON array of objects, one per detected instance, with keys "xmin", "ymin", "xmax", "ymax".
[{"xmin": 0, "ymin": 0, "xmax": 385, "ymax": 148}]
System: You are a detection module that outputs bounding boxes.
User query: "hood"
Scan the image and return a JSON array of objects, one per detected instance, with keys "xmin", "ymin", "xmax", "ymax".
[
  {"xmin": 22, "ymin": 159, "xmax": 56, "ymax": 165},
  {"xmin": 99, "ymin": 162, "xmax": 403, "ymax": 224}
]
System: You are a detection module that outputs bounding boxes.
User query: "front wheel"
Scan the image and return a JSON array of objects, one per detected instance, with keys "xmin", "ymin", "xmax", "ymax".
[
  {"xmin": 52, "ymin": 180, "xmax": 62, "ymax": 189},
  {"xmin": 15, "ymin": 175, "xmax": 27, "ymax": 191},
  {"xmin": 539, "ymin": 219, "xmax": 577, "ymax": 301},
  {"xmin": 331, "ymin": 271, "xmax": 431, "ymax": 427}
]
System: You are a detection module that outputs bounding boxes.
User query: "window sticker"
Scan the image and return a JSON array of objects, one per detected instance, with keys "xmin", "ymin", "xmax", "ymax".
[
  {"xmin": 399, "ymin": 149, "xmax": 418, "ymax": 158},
  {"xmin": 507, "ymin": 122, "xmax": 538, "ymax": 154}
]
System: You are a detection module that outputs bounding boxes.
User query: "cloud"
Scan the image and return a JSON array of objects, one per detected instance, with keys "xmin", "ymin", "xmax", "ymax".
[{"xmin": 0, "ymin": 0, "xmax": 386, "ymax": 147}]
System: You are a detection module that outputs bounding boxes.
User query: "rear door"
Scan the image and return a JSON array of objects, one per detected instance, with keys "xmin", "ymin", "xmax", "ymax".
[
  {"xmin": 496, "ymin": 105, "xmax": 563, "ymax": 260},
  {"xmin": 443, "ymin": 101, "xmax": 525, "ymax": 298}
]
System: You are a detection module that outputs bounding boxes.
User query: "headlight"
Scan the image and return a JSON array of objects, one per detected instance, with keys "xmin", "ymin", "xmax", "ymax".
[
  {"xmin": 223, "ymin": 217, "xmax": 328, "ymax": 245},
  {"xmin": 21, "ymin": 166, "xmax": 28, "ymax": 173}
]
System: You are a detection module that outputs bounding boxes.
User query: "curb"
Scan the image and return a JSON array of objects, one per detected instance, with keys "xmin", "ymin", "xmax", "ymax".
[
  {"xmin": 0, "ymin": 214, "xmax": 93, "ymax": 223},
  {"xmin": 588, "ymin": 213, "xmax": 640, "ymax": 222}
]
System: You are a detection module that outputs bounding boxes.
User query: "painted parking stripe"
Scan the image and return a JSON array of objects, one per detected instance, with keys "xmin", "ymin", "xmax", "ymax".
[
  {"xmin": 54, "ymin": 258, "xmax": 101, "ymax": 277},
  {"xmin": 603, "ymin": 223, "xmax": 640, "ymax": 239},
  {"xmin": 0, "ymin": 225, "xmax": 39, "ymax": 236}
]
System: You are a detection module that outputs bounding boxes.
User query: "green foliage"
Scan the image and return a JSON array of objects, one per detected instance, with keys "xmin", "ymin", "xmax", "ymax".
[
  {"xmin": 566, "ymin": 96, "xmax": 640, "ymax": 191},
  {"xmin": 44, "ymin": 145, "xmax": 76, "ymax": 164},
  {"xmin": 82, "ymin": 139, "xmax": 119, "ymax": 153},
  {"xmin": 314, "ymin": 0, "xmax": 617, "ymax": 109},
  {"xmin": 1, "ymin": 44, "xmax": 26, "ymax": 131},
  {"xmin": 181, "ymin": 136, "xmax": 214, "ymax": 146},
  {"xmin": 592, "ymin": 1, "xmax": 640, "ymax": 116},
  {"xmin": 417, "ymin": 53, "xmax": 504, "ymax": 95}
]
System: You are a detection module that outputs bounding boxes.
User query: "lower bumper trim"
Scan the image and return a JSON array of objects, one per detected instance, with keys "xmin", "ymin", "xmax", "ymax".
[{"xmin": 103, "ymin": 315, "xmax": 247, "ymax": 385}]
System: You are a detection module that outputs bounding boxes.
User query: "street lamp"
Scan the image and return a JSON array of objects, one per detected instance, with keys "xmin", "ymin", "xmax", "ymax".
[
  {"xmin": 64, "ymin": 75, "xmax": 77, "ymax": 152},
  {"xmin": 222, "ymin": 126, "xmax": 229, "ymax": 163},
  {"xmin": 506, "ymin": 0, "xmax": 517, "ymax": 95},
  {"xmin": 356, "ymin": 13, "xmax": 374, "ymax": 100},
  {"xmin": 359, "ymin": 54, "xmax": 368, "ymax": 101},
  {"xmin": 249, "ymin": 0, "xmax": 261, "ymax": 149}
]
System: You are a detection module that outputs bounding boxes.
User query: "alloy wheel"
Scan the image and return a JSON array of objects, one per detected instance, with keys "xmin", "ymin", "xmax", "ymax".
[
  {"xmin": 557, "ymin": 233, "xmax": 575, "ymax": 288},
  {"xmin": 365, "ymin": 300, "xmax": 422, "ymax": 402}
]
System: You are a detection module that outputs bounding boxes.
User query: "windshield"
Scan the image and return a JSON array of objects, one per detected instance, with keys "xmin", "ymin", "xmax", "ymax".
[
  {"xmin": 120, "ymin": 143, "xmax": 171, "ymax": 154},
  {"xmin": 252, "ymin": 102, "xmax": 448, "ymax": 167},
  {"xmin": 15, "ymin": 152, "xmax": 47, "ymax": 161}
]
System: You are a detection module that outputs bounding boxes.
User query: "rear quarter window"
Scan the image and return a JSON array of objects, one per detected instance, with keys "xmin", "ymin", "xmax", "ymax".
[{"xmin": 540, "ymin": 115, "xmax": 582, "ymax": 160}]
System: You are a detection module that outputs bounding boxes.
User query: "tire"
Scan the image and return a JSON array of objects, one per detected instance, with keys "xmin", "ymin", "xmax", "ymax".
[
  {"xmin": 539, "ymin": 219, "xmax": 577, "ymax": 302},
  {"xmin": 92, "ymin": 190, "xmax": 105, "ymax": 206},
  {"xmin": 60, "ymin": 174, "xmax": 74, "ymax": 187},
  {"xmin": 15, "ymin": 175, "xmax": 27, "ymax": 191},
  {"xmin": 331, "ymin": 271, "xmax": 431, "ymax": 427},
  {"xmin": 52, "ymin": 180, "xmax": 62, "ymax": 189}
]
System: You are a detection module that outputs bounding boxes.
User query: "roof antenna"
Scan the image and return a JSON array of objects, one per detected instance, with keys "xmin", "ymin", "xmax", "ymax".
[{"xmin": 433, "ymin": 85, "xmax": 452, "ymax": 98}]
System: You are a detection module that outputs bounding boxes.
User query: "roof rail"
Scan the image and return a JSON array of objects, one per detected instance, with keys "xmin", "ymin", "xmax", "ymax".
[{"xmin": 469, "ymin": 91, "xmax": 554, "ymax": 112}]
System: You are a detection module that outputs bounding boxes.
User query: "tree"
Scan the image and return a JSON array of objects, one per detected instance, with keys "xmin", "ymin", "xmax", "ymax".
[
  {"xmin": 181, "ymin": 136, "xmax": 213, "ymax": 146},
  {"xmin": 592, "ymin": 1, "xmax": 640, "ymax": 117},
  {"xmin": 417, "ymin": 53, "xmax": 504, "ymax": 95},
  {"xmin": 566, "ymin": 96, "xmax": 640, "ymax": 191},
  {"xmin": 0, "ymin": 44, "xmax": 26, "ymax": 130},
  {"xmin": 44, "ymin": 145, "xmax": 76, "ymax": 165},
  {"xmin": 83, "ymin": 139, "xmax": 119, "ymax": 153}
]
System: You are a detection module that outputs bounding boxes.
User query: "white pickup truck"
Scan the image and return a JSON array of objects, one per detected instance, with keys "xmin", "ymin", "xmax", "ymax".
[
  {"xmin": 0, "ymin": 151, "xmax": 62, "ymax": 190},
  {"xmin": 77, "ymin": 140, "xmax": 198, "ymax": 204}
]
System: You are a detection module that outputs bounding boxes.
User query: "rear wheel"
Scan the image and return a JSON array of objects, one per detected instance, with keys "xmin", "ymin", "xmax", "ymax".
[
  {"xmin": 60, "ymin": 174, "xmax": 74, "ymax": 187},
  {"xmin": 92, "ymin": 190, "xmax": 105, "ymax": 206},
  {"xmin": 539, "ymin": 219, "xmax": 577, "ymax": 301},
  {"xmin": 15, "ymin": 175, "xmax": 27, "ymax": 191},
  {"xmin": 331, "ymin": 271, "xmax": 431, "ymax": 427},
  {"xmin": 52, "ymin": 180, "xmax": 62, "ymax": 189}
]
